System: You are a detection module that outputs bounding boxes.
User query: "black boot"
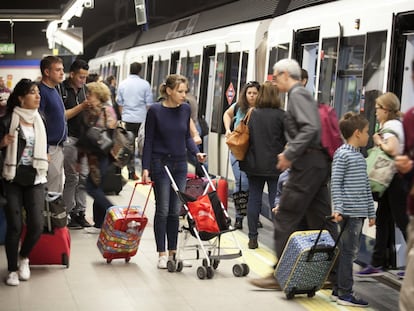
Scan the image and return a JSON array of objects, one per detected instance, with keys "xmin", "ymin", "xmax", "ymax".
[
  {"xmin": 75, "ymin": 212, "xmax": 92, "ymax": 228},
  {"xmin": 234, "ymin": 218, "xmax": 243, "ymax": 230}
]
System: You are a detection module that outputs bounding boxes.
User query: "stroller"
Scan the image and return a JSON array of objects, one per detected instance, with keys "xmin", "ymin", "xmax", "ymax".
[{"xmin": 165, "ymin": 164, "xmax": 249, "ymax": 279}]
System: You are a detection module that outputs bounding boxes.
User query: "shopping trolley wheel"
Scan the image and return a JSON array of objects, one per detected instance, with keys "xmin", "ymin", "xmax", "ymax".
[
  {"xmin": 197, "ymin": 266, "xmax": 207, "ymax": 279},
  {"xmin": 167, "ymin": 259, "xmax": 176, "ymax": 272},
  {"xmin": 307, "ymin": 291, "xmax": 315, "ymax": 298},
  {"xmin": 125, "ymin": 257, "xmax": 131, "ymax": 263},
  {"xmin": 176, "ymin": 261, "xmax": 184, "ymax": 272},
  {"xmin": 232, "ymin": 264, "xmax": 244, "ymax": 277},
  {"xmin": 106, "ymin": 258, "xmax": 112, "ymax": 264},
  {"xmin": 286, "ymin": 291, "xmax": 295, "ymax": 300},
  {"xmin": 241, "ymin": 263, "xmax": 249, "ymax": 276},
  {"xmin": 206, "ymin": 266, "xmax": 214, "ymax": 279},
  {"xmin": 212, "ymin": 259, "xmax": 220, "ymax": 270}
]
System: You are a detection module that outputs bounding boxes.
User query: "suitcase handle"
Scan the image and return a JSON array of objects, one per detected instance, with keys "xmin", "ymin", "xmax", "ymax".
[
  {"xmin": 120, "ymin": 181, "xmax": 153, "ymax": 232},
  {"xmin": 307, "ymin": 215, "xmax": 348, "ymax": 262}
]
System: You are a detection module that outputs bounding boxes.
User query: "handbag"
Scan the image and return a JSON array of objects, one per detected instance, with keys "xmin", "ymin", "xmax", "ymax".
[
  {"xmin": 232, "ymin": 175, "xmax": 248, "ymax": 216},
  {"xmin": 13, "ymin": 165, "xmax": 37, "ymax": 186},
  {"xmin": 110, "ymin": 124, "xmax": 135, "ymax": 168},
  {"xmin": 86, "ymin": 126, "xmax": 113, "ymax": 154},
  {"xmin": 366, "ymin": 128, "xmax": 398, "ymax": 196},
  {"xmin": 225, "ymin": 108, "xmax": 253, "ymax": 161}
]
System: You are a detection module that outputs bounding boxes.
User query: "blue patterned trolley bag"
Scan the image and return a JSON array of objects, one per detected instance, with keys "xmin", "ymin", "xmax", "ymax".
[{"xmin": 274, "ymin": 221, "xmax": 342, "ymax": 299}]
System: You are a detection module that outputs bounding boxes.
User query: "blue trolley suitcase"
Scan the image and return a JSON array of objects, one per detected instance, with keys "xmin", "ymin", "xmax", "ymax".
[{"xmin": 274, "ymin": 228, "xmax": 338, "ymax": 299}]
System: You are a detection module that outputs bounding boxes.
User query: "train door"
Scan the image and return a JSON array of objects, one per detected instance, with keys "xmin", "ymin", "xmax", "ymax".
[
  {"xmin": 389, "ymin": 11, "xmax": 414, "ymax": 113},
  {"xmin": 292, "ymin": 28, "xmax": 320, "ymax": 96},
  {"xmin": 267, "ymin": 43, "xmax": 290, "ymax": 106},
  {"xmin": 151, "ymin": 57, "xmax": 169, "ymax": 101},
  {"xmin": 170, "ymin": 51, "xmax": 180, "ymax": 74}
]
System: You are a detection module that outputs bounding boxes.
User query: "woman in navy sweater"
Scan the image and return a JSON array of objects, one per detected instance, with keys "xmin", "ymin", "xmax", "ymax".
[{"xmin": 142, "ymin": 74, "xmax": 206, "ymax": 269}]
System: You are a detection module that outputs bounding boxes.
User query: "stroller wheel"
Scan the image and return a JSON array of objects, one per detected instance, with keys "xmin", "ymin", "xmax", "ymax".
[
  {"xmin": 176, "ymin": 261, "xmax": 184, "ymax": 272},
  {"xmin": 206, "ymin": 266, "xmax": 214, "ymax": 279},
  {"xmin": 241, "ymin": 263, "xmax": 249, "ymax": 276},
  {"xmin": 197, "ymin": 266, "xmax": 207, "ymax": 279},
  {"xmin": 167, "ymin": 259, "xmax": 176, "ymax": 272},
  {"xmin": 202, "ymin": 258, "xmax": 209, "ymax": 267},
  {"xmin": 232, "ymin": 264, "xmax": 244, "ymax": 277}
]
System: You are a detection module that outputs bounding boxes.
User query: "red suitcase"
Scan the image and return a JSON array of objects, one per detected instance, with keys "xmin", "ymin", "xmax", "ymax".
[
  {"xmin": 97, "ymin": 182, "xmax": 151, "ymax": 263},
  {"xmin": 23, "ymin": 226, "xmax": 71, "ymax": 268},
  {"xmin": 21, "ymin": 192, "xmax": 71, "ymax": 267}
]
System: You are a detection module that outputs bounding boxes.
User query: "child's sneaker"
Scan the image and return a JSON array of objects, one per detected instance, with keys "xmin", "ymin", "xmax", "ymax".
[
  {"xmin": 18, "ymin": 257, "xmax": 30, "ymax": 281},
  {"xmin": 330, "ymin": 290, "xmax": 338, "ymax": 302},
  {"xmin": 355, "ymin": 265, "xmax": 384, "ymax": 277},
  {"xmin": 337, "ymin": 293, "xmax": 369, "ymax": 307},
  {"xmin": 157, "ymin": 255, "xmax": 168, "ymax": 269},
  {"xmin": 6, "ymin": 272, "xmax": 19, "ymax": 286},
  {"xmin": 397, "ymin": 271, "xmax": 405, "ymax": 279}
]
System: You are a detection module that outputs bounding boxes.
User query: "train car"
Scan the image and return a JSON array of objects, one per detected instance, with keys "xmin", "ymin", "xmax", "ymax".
[{"xmin": 89, "ymin": 0, "xmax": 414, "ymax": 236}]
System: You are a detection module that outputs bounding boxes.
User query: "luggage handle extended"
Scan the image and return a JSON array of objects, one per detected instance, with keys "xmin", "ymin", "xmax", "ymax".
[
  {"xmin": 120, "ymin": 181, "xmax": 153, "ymax": 232},
  {"xmin": 307, "ymin": 215, "xmax": 348, "ymax": 262}
]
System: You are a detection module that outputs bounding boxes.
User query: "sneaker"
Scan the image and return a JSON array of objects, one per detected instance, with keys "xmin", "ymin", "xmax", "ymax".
[
  {"xmin": 330, "ymin": 290, "xmax": 338, "ymax": 302},
  {"xmin": 157, "ymin": 255, "xmax": 168, "ymax": 269},
  {"xmin": 18, "ymin": 257, "xmax": 30, "ymax": 281},
  {"xmin": 248, "ymin": 238, "xmax": 258, "ymax": 249},
  {"xmin": 249, "ymin": 274, "xmax": 281, "ymax": 290},
  {"xmin": 84, "ymin": 226, "xmax": 101, "ymax": 234},
  {"xmin": 75, "ymin": 213, "xmax": 92, "ymax": 228},
  {"xmin": 356, "ymin": 265, "xmax": 384, "ymax": 277},
  {"xmin": 234, "ymin": 219, "xmax": 243, "ymax": 230},
  {"xmin": 257, "ymin": 220, "xmax": 263, "ymax": 228},
  {"xmin": 397, "ymin": 271, "xmax": 405, "ymax": 279},
  {"xmin": 6, "ymin": 272, "xmax": 19, "ymax": 286},
  {"xmin": 67, "ymin": 215, "xmax": 82, "ymax": 229},
  {"xmin": 337, "ymin": 293, "xmax": 369, "ymax": 307}
]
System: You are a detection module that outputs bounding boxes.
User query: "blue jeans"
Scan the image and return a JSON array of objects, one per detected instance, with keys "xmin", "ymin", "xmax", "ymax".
[
  {"xmin": 86, "ymin": 156, "xmax": 113, "ymax": 228},
  {"xmin": 247, "ymin": 175, "xmax": 278, "ymax": 239},
  {"xmin": 337, "ymin": 217, "xmax": 364, "ymax": 296},
  {"xmin": 151, "ymin": 158, "xmax": 187, "ymax": 253},
  {"xmin": 230, "ymin": 152, "xmax": 248, "ymax": 220}
]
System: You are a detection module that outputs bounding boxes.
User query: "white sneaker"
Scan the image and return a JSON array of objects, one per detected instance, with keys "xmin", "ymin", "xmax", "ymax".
[
  {"xmin": 6, "ymin": 272, "xmax": 19, "ymax": 286},
  {"xmin": 84, "ymin": 227, "xmax": 101, "ymax": 234},
  {"xmin": 157, "ymin": 255, "xmax": 168, "ymax": 269},
  {"xmin": 18, "ymin": 257, "xmax": 30, "ymax": 281}
]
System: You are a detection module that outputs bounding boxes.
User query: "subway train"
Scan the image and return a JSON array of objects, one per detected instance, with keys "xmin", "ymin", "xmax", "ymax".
[{"xmin": 88, "ymin": 0, "xmax": 414, "ymax": 230}]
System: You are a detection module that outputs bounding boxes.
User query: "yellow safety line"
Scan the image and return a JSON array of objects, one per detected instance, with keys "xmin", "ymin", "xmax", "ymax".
[{"xmin": 126, "ymin": 180, "xmax": 374, "ymax": 311}]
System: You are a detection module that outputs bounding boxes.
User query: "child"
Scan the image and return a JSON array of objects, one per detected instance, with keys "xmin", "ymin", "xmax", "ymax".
[{"xmin": 331, "ymin": 112, "xmax": 376, "ymax": 307}]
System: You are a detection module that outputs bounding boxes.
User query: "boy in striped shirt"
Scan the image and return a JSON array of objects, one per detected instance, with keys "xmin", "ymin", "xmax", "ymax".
[{"xmin": 331, "ymin": 112, "xmax": 376, "ymax": 307}]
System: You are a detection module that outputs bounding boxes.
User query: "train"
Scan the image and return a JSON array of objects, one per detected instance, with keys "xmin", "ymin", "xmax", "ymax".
[{"xmin": 89, "ymin": 0, "xmax": 414, "ymax": 235}]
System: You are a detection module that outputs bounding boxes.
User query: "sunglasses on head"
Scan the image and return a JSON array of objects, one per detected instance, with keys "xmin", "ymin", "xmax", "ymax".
[{"xmin": 246, "ymin": 81, "xmax": 260, "ymax": 88}]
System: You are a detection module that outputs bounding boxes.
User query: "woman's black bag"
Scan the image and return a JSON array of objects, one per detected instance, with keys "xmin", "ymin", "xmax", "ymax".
[
  {"xmin": 232, "ymin": 175, "xmax": 248, "ymax": 216},
  {"xmin": 13, "ymin": 165, "xmax": 36, "ymax": 186},
  {"xmin": 85, "ymin": 126, "xmax": 113, "ymax": 154}
]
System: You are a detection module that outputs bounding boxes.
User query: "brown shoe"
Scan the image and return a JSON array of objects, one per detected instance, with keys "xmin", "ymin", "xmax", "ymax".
[
  {"xmin": 249, "ymin": 274, "xmax": 281, "ymax": 290},
  {"xmin": 248, "ymin": 238, "xmax": 258, "ymax": 249}
]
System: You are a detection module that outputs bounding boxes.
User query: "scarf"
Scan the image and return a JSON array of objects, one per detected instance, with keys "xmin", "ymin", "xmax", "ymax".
[{"xmin": 3, "ymin": 106, "xmax": 48, "ymax": 181}]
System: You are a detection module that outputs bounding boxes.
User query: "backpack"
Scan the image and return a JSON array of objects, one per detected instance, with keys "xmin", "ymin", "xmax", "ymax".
[
  {"xmin": 110, "ymin": 123, "xmax": 135, "ymax": 168},
  {"xmin": 318, "ymin": 103, "xmax": 343, "ymax": 160}
]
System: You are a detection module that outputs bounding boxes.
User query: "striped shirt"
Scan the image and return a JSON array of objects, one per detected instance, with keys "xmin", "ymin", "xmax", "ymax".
[{"xmin": 331, "ymin": 144, "xmax": 375, "ymax": 218}]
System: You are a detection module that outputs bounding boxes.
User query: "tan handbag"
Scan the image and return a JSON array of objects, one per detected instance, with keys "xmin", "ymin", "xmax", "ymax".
[{"xmin": 225, "ymin": 108, "xmax": 253, "ymax": 160}]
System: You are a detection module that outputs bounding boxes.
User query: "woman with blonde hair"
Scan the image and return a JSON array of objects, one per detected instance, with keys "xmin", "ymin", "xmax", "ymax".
[
  {"xmin": 77, "ymin": 82, "xmax": 118, "ymax": 233},
  {"xmin": 357, "ymin": 92, "xmax": 409, "ymax": 276},
  {"xmin": 142, "ymin": 74, "xmax": 206, "ymax": 269}
]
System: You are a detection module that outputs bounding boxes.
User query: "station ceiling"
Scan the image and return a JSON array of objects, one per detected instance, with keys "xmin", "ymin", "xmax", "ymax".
[{"xmin": 0, "ymin": 0, "xmax": 236, "ymax": 60}]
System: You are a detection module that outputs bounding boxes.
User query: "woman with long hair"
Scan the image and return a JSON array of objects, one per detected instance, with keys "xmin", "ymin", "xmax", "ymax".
[
  {"xmin": 141, "ymin": 74, "xmax": 206, "ymax": 269},
  {"xmin": 0, "ymin": 79, "xmax": 48, "ymax": 286}
]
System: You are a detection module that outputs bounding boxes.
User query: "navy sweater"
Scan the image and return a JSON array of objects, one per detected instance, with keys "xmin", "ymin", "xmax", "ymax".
[{"xmin": 142, "ymin": 103, "xmax": 199, "ymax": 170}]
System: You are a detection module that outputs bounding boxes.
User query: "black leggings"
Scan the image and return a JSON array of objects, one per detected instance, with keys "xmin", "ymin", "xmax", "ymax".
[{"xmin": 4, "ymin": 182, "xmax": 45, "ymax": 272}]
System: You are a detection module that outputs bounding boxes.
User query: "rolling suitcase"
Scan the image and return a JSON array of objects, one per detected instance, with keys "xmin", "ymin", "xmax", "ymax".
[
  {"xmin": 97, "ymin": 182, "xmax": 151, "ymax": 263},
  {"xmin": 22, "ymin": 193, "xmax": 71, "ymax": 267},
  {"xmin": 274, "ymin": 217, "xmax": 345, "ymax": 299}
]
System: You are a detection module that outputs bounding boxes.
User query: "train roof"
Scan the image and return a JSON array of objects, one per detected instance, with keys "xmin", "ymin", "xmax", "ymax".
[{"xmin": 95, "ymin": 0, "xmax": 334, "ymax": 58}]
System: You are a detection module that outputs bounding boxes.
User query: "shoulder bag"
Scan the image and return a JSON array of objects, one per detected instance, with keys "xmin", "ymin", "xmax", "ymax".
[
  {"xmin": 366, "ymin": 128, "xmax": 398, "ymax": 196},
  {"xmin": 85, "ymin": 108, "xmax": 113, "ymax": 155},
  {"xmin": 225, "ymin": 108, "xmax": 253, "ymax": 161}
]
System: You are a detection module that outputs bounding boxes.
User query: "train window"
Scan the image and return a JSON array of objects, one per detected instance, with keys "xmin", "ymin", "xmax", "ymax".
[
  {"xmin": 186, "ymin": 56, "xmax": 201, "ymax": 95},
  {"xmin": 210, "ymin": 53, "xmax": 225, "ymax": 133},
  {"xmin": 334, "ymin": 35, "xmax": 365, "ymax": 118},
  {"xmin": 240, "ymin": 52, "xmax": 248, "ymax": 87},
  {"xmin": 180, "ymin": 57, "xmax": 188, "ymax": 78},
  {"xmin": 170, "ymin": 51, "xmax": 180, "ymax": 74},
  {"xmin": 267, "ymin": 44, "xmax": 290, "ymax": 81},
  {"xmin": 318, "ymin": 37, "xmax": 339, "ymax": 105},
  {"xmin": 151, "ymin": 59, "xmax": 169, "ymax": 100}
]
